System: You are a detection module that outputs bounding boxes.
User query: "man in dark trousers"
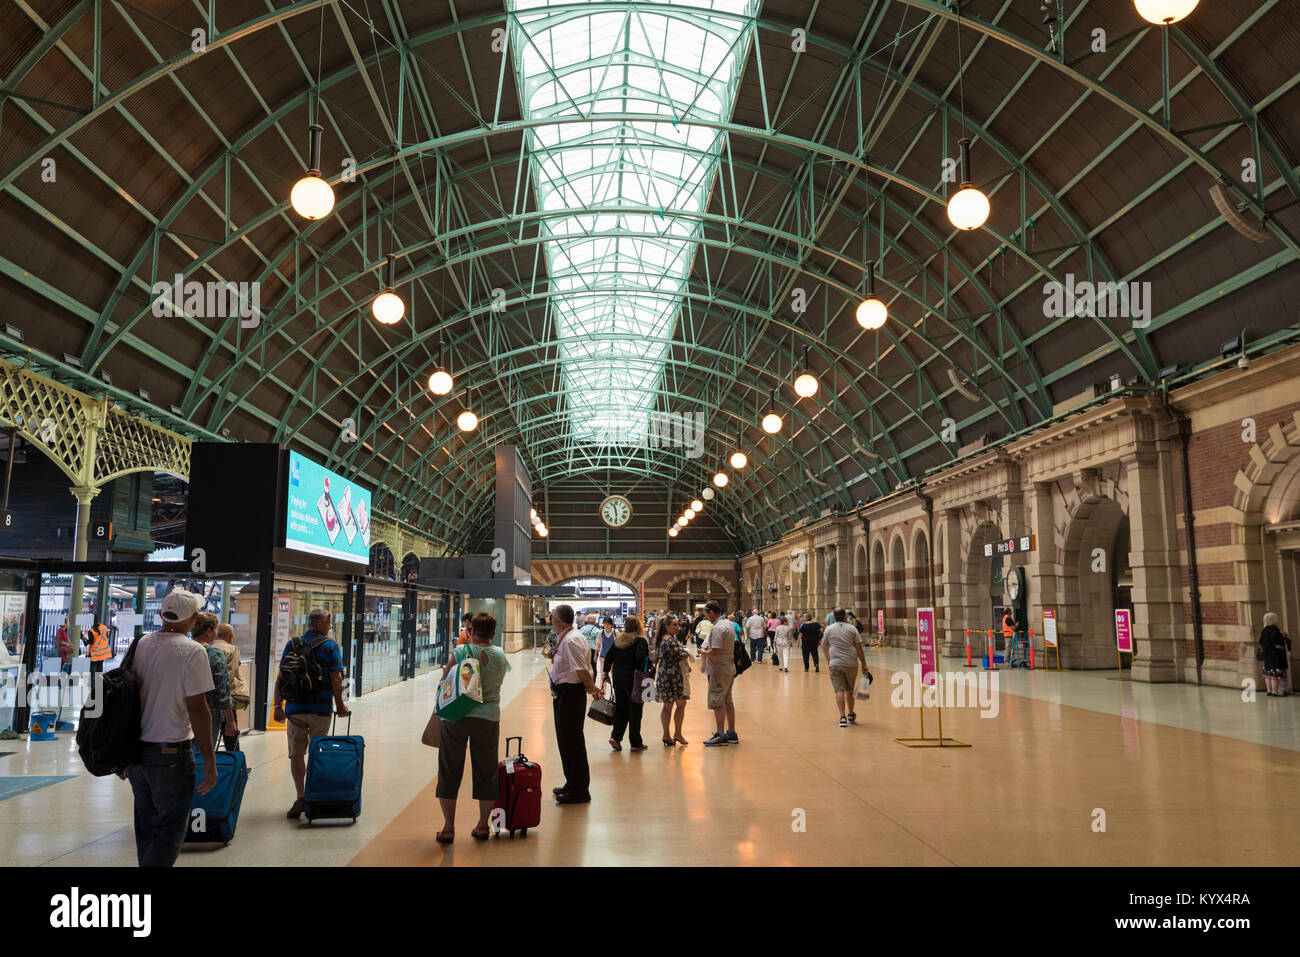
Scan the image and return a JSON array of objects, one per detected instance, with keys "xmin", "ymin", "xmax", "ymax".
[
  {"xmin": 548, "ymin": 604, "xmax": 604, "ymax": 805},
  {"xmin": 798, "ymin": 613, "xmax": 823, "ymax": 673}
]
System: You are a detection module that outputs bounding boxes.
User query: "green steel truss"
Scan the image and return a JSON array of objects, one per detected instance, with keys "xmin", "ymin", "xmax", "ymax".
[{"xmin": 2, "ymin": 0, "xmax": 1297, "ymax": 553}]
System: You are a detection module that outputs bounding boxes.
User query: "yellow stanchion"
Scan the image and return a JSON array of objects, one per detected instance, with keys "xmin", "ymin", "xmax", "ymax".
[{"xmin": 894, "ymin": 681, "xmax": 971, "ymax": 748}]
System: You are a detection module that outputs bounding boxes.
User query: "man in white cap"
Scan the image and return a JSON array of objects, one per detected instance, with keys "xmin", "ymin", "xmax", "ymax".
[{"xmin": 122, "ymin": 588, "xmax": 217, "ymax": 866}]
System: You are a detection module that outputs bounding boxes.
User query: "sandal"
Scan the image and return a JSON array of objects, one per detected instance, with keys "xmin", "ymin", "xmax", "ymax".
[
  {"xmin": 470, "ymin": 826, "xmax": 490, "ymax": 841},
  {"xmin": 435, "ymin": 829, "xmax": 455, "ymax": 844}
]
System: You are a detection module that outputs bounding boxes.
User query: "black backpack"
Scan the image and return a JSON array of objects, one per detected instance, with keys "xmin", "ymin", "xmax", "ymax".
[
  {"xmin": 77, "ymin": 634, "xmax": 145, "ymax": 776},
  {"xmin": 733, "ymin": 639, "xmax": 752, "ymax": 676},
  {"xmin": 276, "ymin": 635, "xmax": 329, "ymax": 703}
]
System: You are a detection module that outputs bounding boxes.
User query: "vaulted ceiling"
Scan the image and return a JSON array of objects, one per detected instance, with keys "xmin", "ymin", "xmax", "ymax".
[{"xmin": 2, "ymin": 0, "xmax": 1297, "ymax": 555}]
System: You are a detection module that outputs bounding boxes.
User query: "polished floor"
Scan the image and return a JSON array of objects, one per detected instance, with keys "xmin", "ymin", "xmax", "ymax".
[{"xmin": 1, "ymin": 646, "xmax": 1296, "ymax": 866}]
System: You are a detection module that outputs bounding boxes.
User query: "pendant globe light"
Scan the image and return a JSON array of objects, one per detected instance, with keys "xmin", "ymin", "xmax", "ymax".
[
  {"xmin": 793, "ymin": 345, "xmax": 819, "ymax": 398},
  {"xmin": 684, "ymin": 508, "xmax": 696, "ymax": 520},
  {"xmin": 290, "ymin": 120, "xmax": 334, "ymax": 220},
  {"xmin": 536, "ymin": 524, "xmax": 548, "ymax": 538},
  {"xmin": 856, "ymin": 262, "xmax": 888, "ymax": 330},
  {"xmin": 290, "ymin": 11, "xmax": 334, "ymax": 220},
  {"xmin": 730, "ymin": 451, "xmax": 748, "ymax": 469},
  {"xmin": 691, "ymin": 499, "xmax": 704, "ymax": 512},
  {"xmin": 946, "ymin": 6, "xmax": 990, "ymax": 232},
  {"xmin": 1135, "ymin": 0, "xmax": 1197, "ymax": 24},
  {"xmin": 761, "ymin": 388, "xmax": 782, "ymax": 434},
  {"xmin": 701, "ymin": 487, "xmax": 715, "ymax": 501},
  {"xmin": 371, "ymin": 255, "xmax": 404, "ymax": 324},
  {"xmin": 428, "ymin": 340, "xmax": 454, "ymax": 395},
  {"xmin": 668, "ymin": 527, "xmax": 679, "ymax": 538},
  {"xmin": 713, "ymin": 471, "xmax": 729, "ymax": 488},
  {"xmin": 947, "ymin": 139, "xmax": 990, "ymax": 231},
  {"xmin": 457, "ymin": 410, "xmax": 478, "ymax": 432}
]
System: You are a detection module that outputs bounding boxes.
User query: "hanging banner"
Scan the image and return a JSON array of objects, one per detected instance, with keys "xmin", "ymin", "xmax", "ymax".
[
  {"xmin": 1042, "ymin": 609, "xmax": 1058, "ymax": 647},
  {"xmin": 917, "ymin": 607, "xmax": 937, "ymax": 687},
  {"xmin": 1114, "ymin": 609, "xmax": 1133, "ymax": 653},
  {"xmin": 877, "ymin": 609, "xmax": 885, "ymax": 636}
]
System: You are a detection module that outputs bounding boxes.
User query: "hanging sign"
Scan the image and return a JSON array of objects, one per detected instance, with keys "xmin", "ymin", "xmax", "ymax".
[
  {"xmin": 1042, "ymin": 609, "xmax": 1058, "ymax": 648},
  {"xmin": 917, "ymin": 607, "xmax": 937, "ymax": 687},
  {"xmin": 1114, "ymin": 609, "xmax": 1133, "ymax": 653},
  {"xmin": 984, "ymin": 534, "xmax": 1036, "ymax": 557}
]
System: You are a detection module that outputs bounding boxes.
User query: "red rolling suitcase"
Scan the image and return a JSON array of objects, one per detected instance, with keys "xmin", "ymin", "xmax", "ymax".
[{"xmin": 493, "ymin": 736, "xmax": 541, "ymax": 837}]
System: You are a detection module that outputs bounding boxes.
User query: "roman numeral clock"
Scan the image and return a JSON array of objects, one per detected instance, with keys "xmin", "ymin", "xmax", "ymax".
[{"xmin": 600, "ymin": 495, "xmax": 632, "ymax": 528}]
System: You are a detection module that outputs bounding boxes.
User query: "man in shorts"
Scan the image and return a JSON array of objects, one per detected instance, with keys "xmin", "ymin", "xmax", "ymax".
[
  {"xmin": 273, "ymin": 608, "xmax": 350, "ymax": 820},
  {"xmin": 822, "ymin": 607, "xmax": 869, "ymax": 727},
  {"xmin": 700, "ymin": 601, "xmax": 738, "ymax": 747}
]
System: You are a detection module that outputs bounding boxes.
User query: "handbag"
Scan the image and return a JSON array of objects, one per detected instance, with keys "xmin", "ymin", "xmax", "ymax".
[
  {"xmin": 587, "ymin": 684, "xmax": 616, "ymax": 725},
  {"xmin": 421, "ymin": 710, "xmax": 442, "ymax": 748},
  {"xmin": 632, "ymin": 657, "xmax": 655, "ymax": 703},
  {"xmin": 435, "ymin": 647, "xmax": 484, "ymax": 722}
]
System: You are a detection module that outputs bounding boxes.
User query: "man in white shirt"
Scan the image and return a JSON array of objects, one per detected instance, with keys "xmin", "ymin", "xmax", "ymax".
[
  {"xmin": 123, "ymin": 589, "xmax": 217, "ymax": 866},
  {"xmin": 745, "ymin": 609, "xmax": 768, "ymax": 665},
  {"xmin": 548, "ymin": 604, "xmax": 604, "ymax": 804},
  {"xmin": 822, "ymin": 608, "xmax": 869, "ymax": 727},
  {"xmin": 701, "ymin": 601, "xmax": 739, "ymax": 747}
]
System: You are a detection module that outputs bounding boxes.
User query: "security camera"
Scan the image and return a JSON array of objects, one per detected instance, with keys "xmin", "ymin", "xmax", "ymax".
[{"xmin": 1237, "ymin": 354, "xmax": 1250, "ymax": 370}]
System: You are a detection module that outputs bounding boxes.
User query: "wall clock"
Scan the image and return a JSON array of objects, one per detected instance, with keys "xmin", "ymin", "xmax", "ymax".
[{"xmin": 600, "ymin": 495, "xmax": 632, "ymax": 528}]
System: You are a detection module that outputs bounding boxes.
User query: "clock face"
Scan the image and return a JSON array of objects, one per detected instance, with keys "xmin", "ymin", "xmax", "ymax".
[
  {"xmin": 600, "ymin": 496, "xmax": 632, "ymax": 528},
  {"xmin": 1007, "ymin": 567, "xmax": 1021, "ymax": 601}
]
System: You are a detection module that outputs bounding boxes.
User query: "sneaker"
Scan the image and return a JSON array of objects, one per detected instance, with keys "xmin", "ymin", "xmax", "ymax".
[
  {"xmin": 725, "ymin": 730, "xmax": 738, "ymax": 743},
  {"xmin": 839, "ymin": 716, "xmax": 847, "ymax": 728},
  {"xmin": 703, "ymin": 733, "xmax": 730, "ymax": 747},
  {"xmin": 286, "ymin": 798, "xmax": 304, "ymax": 820},
  {"xmin": 847, "ymin": 712, "xmax": 857, "ymax": 724}
]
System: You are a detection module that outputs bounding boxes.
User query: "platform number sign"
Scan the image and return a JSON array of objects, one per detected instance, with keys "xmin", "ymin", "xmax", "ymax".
[
  {"xmin": 89, "ymin": 522, "xmax": 113, "ymax": 541},
  {"xmin": 0, "ymin": 508, "xmax": 11, "ymax": 530}
]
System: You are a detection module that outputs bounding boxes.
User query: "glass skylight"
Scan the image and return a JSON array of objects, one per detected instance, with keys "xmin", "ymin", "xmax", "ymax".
[{"xmin": 508, "ymin": 0, "xmax": 756, "ymax": 446}]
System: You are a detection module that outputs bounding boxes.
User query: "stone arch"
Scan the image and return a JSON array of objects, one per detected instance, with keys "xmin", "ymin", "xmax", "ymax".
[
  {"xmin": 853, "ymin": 541, "xmax": 869, "ymax": 613},
  {"xmin": 1231, "ymin": 412, "xmax": 1300, "ymax": 683},
  {"xmin": 663, "ymin": 574, "xmax": 734, "ymax": 612},
  {"xmin": 870, "ymin": 537, "xmax": 887, "ymax": 631},
  {"xmin": 1059, "ymin": 495, "xmax": 1130, "ymax": 669},
  {"xmin": 889, "ymin": 531, "xmax": 910, "ymax": 646},
  {"xmin": 958, "ymin": 518, "xmax": 1003, "ymax": 653},
  {"xmin": 912, "ymin": 523, "xmax": 932, "ymax": 608}
]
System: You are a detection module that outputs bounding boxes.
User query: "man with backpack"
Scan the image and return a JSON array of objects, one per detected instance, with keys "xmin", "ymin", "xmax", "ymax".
[
  {"xmin": 273, "ymin": 608, "xmax": 349, "ymax": 821},
  {"xmin": 123, "ymin": 589, "xmax": 217, "ymax": 866}
]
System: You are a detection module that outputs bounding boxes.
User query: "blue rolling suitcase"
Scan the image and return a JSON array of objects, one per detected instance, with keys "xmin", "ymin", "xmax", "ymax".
[
  {"xmin": 186, "ymin": 745, "xmax": 249, "ymax": 846},
  {"xmin": 303, "ymin": 714, "xmax": 363, "ymax": 824}
]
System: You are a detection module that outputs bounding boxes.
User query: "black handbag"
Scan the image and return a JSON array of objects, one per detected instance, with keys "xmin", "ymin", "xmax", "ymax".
[{"xmin": 587, "ymin": 685, "xmax": 615, "ymax": 725}]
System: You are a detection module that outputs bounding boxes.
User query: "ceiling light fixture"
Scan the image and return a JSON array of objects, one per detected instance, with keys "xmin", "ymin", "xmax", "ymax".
[
  {"xmin": 457, "ymin": 409, "xmax": 478, "ymax": 432},
  {"xmin": 371, "ymin": 255, "xmax": 404, "ymax": 324},
  {"xmin": 684, "ymin": 508, "xmax": 696, "ymax": 520},
  {"xmin": 290, "ymin": 11, "xmax": 334, "ymax": 221},
  {"xmin": 668, "ymin": 527, "xmax": 679, "ymax": 537},
  {"xmin": 856, "ymin": 262, "xmax": 888, "ymax": 330},
  {"xmin": 761, "ymin": 389, "xmax": 782, "ymax": 434},
  {"xmin": 713, "ymin": 471, "xmax": 729, "ymax": 488},
  {"xmin": 691, "ymin": 499, "xmax": 703, "ymax": 512},
  {"xmin": 702, "ymin": 487, "xmax": 715, "ymax": 501},
  {"xmin": 428, "ymin": 340, "xmax": 453, "ymax": 395},
  {"xmin": 946, "ymin": 7, "xmax": 990, "ymax": 232},
  {"xmin": 793, "ymin": 345, "xmax": 819, "ymax": 398},
  {"xmin": 1135, "ymin": 0, "xmax": 1198, "ymax": 24},
  {"xmin": 729, "ymin": 451, "xmax": 748, "ymax": 469}
]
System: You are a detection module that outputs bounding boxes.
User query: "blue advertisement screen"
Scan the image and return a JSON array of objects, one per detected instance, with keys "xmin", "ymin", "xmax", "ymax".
[{"xmin": 284, "ymin": 451, "xmax": 372, "ymax": 565}]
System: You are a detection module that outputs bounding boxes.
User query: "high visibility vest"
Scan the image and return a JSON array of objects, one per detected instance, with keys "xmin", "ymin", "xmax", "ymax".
[
  {"xmin": 1002, "ymin": 615, "xmax": 1015, "ymax": 638},
  {"xmin": 88, "ymin": 625, "xmax": 112, "ymax": 661}
]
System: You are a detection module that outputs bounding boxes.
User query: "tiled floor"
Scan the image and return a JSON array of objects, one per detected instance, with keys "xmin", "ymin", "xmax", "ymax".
[{"xmin": 1, "ymin": 646, "xmax": 1295, "ymax": 866}]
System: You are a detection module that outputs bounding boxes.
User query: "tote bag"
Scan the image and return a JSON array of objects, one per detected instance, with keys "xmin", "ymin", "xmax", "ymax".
[{"xmin": 435, "ymin": 647, "xmax": 484, "ymax": 722}]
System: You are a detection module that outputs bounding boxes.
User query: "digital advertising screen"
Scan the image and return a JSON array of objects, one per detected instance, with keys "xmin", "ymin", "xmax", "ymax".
[{"xmin": 283, "ymin": 450, "xmax": 372, "ymax": 565}]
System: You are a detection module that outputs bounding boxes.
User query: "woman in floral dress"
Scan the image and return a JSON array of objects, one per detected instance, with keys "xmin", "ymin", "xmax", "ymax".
[{"xmin": 653, "ymin": 616, "xmax": 690, "ymax": 746}]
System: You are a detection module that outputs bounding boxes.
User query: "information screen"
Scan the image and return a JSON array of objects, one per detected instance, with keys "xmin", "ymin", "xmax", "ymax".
[{"xmin": 284, "ymin": 450, "xmax": 372, "ymax": 565}]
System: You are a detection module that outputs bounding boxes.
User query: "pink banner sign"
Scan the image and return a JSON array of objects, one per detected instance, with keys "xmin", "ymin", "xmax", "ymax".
[
  {"xmin": 877, "ymin": 609, "xmax": 885, "ymax": 636},
  {"xmin": 917, "ymin": 607, "xmax": 937, "ymax": 687},
  {"xmin": 1115, "ymin": 609, "xmax": 1132, "ymax": 653}
]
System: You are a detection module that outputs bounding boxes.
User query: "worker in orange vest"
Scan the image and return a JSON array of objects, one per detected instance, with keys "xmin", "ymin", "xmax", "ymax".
[
  {"xmin": 86, "ymin": 618, "xmax": 112, "ymax": 675},
  {"xmin": 1002, "ymin": 610, "xmax": 1016, "ymax": 639}
]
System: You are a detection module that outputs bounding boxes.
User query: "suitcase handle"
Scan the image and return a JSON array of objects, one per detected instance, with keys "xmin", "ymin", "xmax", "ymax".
[
  {"xmin": 505, "ymin": 735, "xmax": 522, "ymax": 757},
  {"xmin": 332, "ymin": 713, "xmax": 351, "ymax": 736}
]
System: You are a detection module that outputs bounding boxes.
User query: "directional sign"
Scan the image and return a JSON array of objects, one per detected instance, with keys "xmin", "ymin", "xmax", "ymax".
[{"xmin": 984, "ymin": 534, "xmax": 1036, "ymax": 557}]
